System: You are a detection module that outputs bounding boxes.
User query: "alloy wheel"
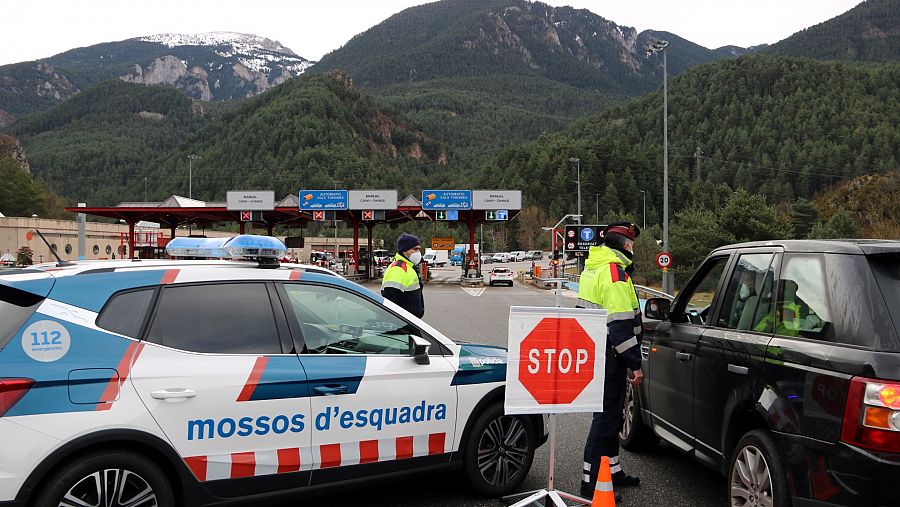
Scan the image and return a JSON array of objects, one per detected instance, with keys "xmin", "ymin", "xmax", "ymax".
[
  {"xmin": 60, "ymin": 468, "xmax": 157, "ymax": 507},
  {"xmin": 730, "ymin": 445, "xmax": 774, "ymax": 507},
  {"xmin": 476, "ymin": 416, "xmax": 530, "ymax": 487},
  {"xmin": 620, "ymin": 383, "xmax": 635, "ymax": 440}
]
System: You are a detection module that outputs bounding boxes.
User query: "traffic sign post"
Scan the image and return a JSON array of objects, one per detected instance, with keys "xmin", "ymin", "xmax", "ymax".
[{"xmin": 504, "ymin": 305, "xmax": 607, "ymax": 507}]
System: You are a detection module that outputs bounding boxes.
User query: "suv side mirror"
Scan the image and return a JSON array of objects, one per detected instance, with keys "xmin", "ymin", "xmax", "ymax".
[
  {"xmin": 408, "ymin": 335, "xmax": 431, "ymax": 365},
  {"xmin": 644, "ymin": 297, "xmax": 671, "ymax": 321}
]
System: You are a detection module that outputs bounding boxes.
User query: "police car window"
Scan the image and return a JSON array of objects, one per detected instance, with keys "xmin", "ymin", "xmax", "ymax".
[
  {"xmin": 283, "ymin": 284, "xmax": 420, "ymax": 355},
  {"xmin": 97, "ymin": 289, "xmax": 154, "ymax": 338},
  {"xmin": 0, "ymin": 284, "xmax": 44, "ymax": 350},
  {"xmin": 146, "ymin": 283, "xmax": 281, "ymax": 354},
  {"xmin": 717, "ymin": 253, "xmax": 775, "ymax": 331},
  {"xmin": 776, "ymin": 255, "xmax": 834, "ymax": 341}
]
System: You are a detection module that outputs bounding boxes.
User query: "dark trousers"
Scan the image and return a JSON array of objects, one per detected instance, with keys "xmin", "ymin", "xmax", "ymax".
[{"xmin": 582, "ymin": 350, "xmax": 628, "ymax": 487}]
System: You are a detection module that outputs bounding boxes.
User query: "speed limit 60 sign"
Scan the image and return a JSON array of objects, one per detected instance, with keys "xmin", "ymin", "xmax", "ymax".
[
  {"xmin": 505, "ymin": 307, "xmax": 607, "ymax": 414},
  {"xmin": 656, "ymin": 251, "xmax": 672, "ymax": 269}
]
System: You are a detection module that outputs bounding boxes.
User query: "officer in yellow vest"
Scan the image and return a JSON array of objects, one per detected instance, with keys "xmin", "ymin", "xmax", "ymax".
[
  {"xmin": 577, "ymin": 221, "xmax": 644, "ymax": 498},
  {"xmin": 381, "ymin": 233, "xmax": 425, "ymax": 318}
]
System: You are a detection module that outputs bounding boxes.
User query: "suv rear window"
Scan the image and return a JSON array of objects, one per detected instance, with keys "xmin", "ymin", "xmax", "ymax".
[
  {"xmin": 869, "ymin": 254, "xmax": 900, "ymax": 342},
  {"xmin": 0, "ymin": 285, "xmax": 44, "ymax": 350}
]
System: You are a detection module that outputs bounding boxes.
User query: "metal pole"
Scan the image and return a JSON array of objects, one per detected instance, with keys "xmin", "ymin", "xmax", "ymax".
[
  {"xmin": 144, "ymin": 177, "xmax": 147, "ymax": 202},
  {"xmin": 640, "ymin": 190, "xmax": 646, "ymax": 230},
  {"xmin": 595, "ymin": 193, "xmax": 600, "ymax": 223},
  {"xmin": 77, "ymin": 203, "xmax": 86, "ymax": 260},
  {"xmin": 576, "ymin": 160, "xmax": 581, "ymax": 226},
  {"xmin": 662, "ymin": 50, "xmax": 670, "ymax": 294},
  {"xmin": 189, "ymin": 157, "xmax": 192, "ymax": 199}
]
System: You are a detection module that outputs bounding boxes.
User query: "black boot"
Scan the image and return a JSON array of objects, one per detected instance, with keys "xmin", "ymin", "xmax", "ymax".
[
  {"xmin": 612, "ymin": 471, "xmax": 641, "ymax": 487},
  {"xmin": 580, "ymin": 483, "xmax": 623, "ymax": 502}
]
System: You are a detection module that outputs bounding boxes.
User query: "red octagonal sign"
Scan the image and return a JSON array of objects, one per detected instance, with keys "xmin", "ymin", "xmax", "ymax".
[{"xmin": 518, "ymin": 317, "xmax": 595, "ymax": 404}]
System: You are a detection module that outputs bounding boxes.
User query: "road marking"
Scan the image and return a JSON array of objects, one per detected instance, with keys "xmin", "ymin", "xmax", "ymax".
[{"xmin": 462, "ymin": 286, "xmax": 485, "ymax": 297}]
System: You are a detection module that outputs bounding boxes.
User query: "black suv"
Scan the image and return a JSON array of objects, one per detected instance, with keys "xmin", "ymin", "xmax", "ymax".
[{"xmin": 623, "ymin": 240, "xmax": 900, "ymax": 507}]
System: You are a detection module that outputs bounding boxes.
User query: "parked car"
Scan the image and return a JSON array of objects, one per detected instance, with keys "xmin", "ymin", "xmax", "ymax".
[
  {"xmin": 488, "ymin": 267, "xmax": 514, "ymax": 287},
  {"xmin": 509, "ymin": 251, "xmax": 527, "ymax": 262},
  {"xmin": 491, "ymin": 252, "xmax": 511, "ymax": 263},
  {"xmin": 623, "ymin": 239, "xmax": 900, "ymax": 507},
  {"xmin": 0, "ymin": 235, "xmax": 547, "ymax": 507},
  {"xmin": 525, "ymin": 250, "xmax": 543, "ymax": 261},
  {"xmin": 481, "ymin": 254, "xmax": 494, "ymax": 265}
]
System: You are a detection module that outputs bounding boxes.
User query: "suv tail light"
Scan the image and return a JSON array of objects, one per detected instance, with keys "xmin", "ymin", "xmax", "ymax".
[
  {"xmin": 842, "ymin": 376, "xmax": 900, "ymax": 453},
  {"xmin": 0, "ymin": 378, "xmax": 34, "ymax": 417}
]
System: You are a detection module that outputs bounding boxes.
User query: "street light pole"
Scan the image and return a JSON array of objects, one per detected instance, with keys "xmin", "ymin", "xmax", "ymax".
[
  {"xmin": 144, "ymin": 177, "xmax": 148, "ymax": 202},
  {"xmin": 569, "ymin": 158, "xmax": 581, "ymax": 225},
  {"xmin": 187, "ymin": 154, "xmax": 200, "ymax": 199},
  {"xmin": 595, "ymin": 193, "xmax": 601, "ymax": 223},
  {"xmin": 639, "ymin": 190, "xmax": 646, "ymax": 230},
  {"xmin": 646, "ymin": 38, "xmax": 671, "ymax": 293}
]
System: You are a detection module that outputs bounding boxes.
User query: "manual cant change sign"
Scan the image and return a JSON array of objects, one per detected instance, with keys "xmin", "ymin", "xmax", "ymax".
[{"xmin": 505, "ymin": 307, "xmax": 607, "ymax": 414}]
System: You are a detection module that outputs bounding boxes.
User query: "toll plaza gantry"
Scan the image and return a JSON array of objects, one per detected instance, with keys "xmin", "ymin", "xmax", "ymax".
[{"xmin": 66, "ymin": 189, "xmax": 521, "ymax": 280}]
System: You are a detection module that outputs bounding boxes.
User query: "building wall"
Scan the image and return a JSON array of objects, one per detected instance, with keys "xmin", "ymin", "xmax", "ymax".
[{"xmin": 0, "ymin": 217, "xmax": 368, "ymax": 265}]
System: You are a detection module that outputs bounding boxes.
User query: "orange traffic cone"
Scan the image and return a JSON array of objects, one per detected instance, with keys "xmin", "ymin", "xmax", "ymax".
[{"xmin": 592, "ymin": 456, "xmax": 616, "ymax": 507}]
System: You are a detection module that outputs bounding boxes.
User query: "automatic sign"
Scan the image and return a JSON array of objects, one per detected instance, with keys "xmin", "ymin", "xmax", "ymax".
[{"xmin": 505, "ymin": 307, "xmax": 607, "ymax": 414}]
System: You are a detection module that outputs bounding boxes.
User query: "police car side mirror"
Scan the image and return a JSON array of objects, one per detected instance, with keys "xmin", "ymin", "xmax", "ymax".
[
  {"xmin": 408, "ymin": 335, "xmax": 431, "ymax": 365},
  {"xmin": 644, "ymin": 297, "xmax": 671, "ymax": 321}
]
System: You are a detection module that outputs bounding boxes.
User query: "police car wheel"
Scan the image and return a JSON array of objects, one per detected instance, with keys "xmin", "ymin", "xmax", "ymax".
[
  {"xmin": 35, "ymin": 450, "xmax": 174, "ymax": 507},
  {"xmin": 619, "ymin": 383, "xmax": 658, "ymax": 452},
  {"xmin": 728, "ymin": 430, "xmax": 789, "ymax": 507},
  {"xmin": 463, "ymin": 403, "xmax": 535, "ymax": 496}
]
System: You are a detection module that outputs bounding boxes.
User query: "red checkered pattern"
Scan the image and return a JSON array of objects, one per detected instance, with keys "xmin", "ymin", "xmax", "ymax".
[{"xmin": 184, "ymin": 432, "xmax": 448, "ymax": 481}]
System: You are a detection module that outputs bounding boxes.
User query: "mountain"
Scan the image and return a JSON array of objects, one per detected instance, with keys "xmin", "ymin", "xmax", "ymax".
[
  {"xmin": 7, "ymin": 72, "xmax": 444, "ymax": 205},
  {"xmin": 7, "ymin": 80, "xmax": 207, "ymax": 205},
  {"xmin": 0, "ymin": 32, "xmax": 313, "ymax": 123},
  {"xmin": 310, "ymin": 0, "xmax": 746, "ymax": 166},
  {"xmin": 764, "ymin": 0, "xmax": 900, "ymax": 62},
  {"xmin": 479, "ymin": 55, "xmax": 900, "ymax": 223}
]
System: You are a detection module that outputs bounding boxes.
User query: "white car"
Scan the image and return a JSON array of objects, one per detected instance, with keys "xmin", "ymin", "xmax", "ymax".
[
  {"xmin": 488, "ymin": 267, "xmax": 514, "ymax": 287},
  {"xmin": 0, "ymin": 235, "xmax": 546, "ymax": 507},
  {"xmin": 509, "ymin": 251, "xmax": 527, "ymax": 262},
  {"xmin": 491, "ymin": 252, "xmax": 511, "ymax": 263},
  {"xmin": 525, "ymin": 250, "xmax": 543, "ymax": 260}
]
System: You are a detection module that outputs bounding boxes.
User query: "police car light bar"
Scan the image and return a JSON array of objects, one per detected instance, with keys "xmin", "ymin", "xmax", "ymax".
[{"xmin": 166, "ymin": 235, "xmax": 287, "ymax": 261}]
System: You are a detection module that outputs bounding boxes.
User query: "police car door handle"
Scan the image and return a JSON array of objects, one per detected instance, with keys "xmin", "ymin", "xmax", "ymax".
[
  {"xmin": 727, "ymin": 364, "xmax": 749, "ymax": 375},
  {"xmin": 150, "ymin": 388, "xmax": 197, "ymax": 400},
  {"xmin": 676, "ymin": 352, "xmax": 692, "ymax": 362},
  {"xmin": 314, "ymin": 384, "xmax": 349, "ymax": 396}
]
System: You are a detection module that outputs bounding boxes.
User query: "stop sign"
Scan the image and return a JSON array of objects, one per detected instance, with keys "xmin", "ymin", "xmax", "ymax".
[{"xmin": 518, "ymin": 318, "xmax": 596, "ymax": 405}]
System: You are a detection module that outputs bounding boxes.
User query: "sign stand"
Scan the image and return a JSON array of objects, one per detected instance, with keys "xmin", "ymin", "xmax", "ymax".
[{"xmin": 503, "ymin": 279, "xmax": 592, "ymax": 507}]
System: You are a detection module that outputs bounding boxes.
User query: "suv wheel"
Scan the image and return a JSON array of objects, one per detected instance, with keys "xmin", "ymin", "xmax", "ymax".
[
  {"xmin": 463, "ymin": 403, "xmax": 535, "ymax": 496},
  {"xmin": 728, "ymin": 430, "xmax": 789, "ymax": 507},
  {"xmin": 619, "ymin": 383, "xmax": 659, "ymax": 451},
  {"xmin": 35, "ymin": 450, "xmax": 174, "ymax": 507}
]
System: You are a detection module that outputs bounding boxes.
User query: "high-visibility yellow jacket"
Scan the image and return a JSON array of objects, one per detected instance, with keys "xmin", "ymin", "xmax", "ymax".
[
  {"xmin": 381, "ymin": 253, "xmax": 424, "ymax": 318},
  {"xmin": 577, "ymin": 245, "xmax": 643, "ymax": 370}
]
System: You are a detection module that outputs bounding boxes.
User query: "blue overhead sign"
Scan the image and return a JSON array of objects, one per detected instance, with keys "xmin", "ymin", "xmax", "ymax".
[
  {"xmin": 422, "ymin": 190, "xmax": 472, "ymax": 210},
  {"xmin": 299, "ymin": 190, "xmax": 348, "ymax": 210}
]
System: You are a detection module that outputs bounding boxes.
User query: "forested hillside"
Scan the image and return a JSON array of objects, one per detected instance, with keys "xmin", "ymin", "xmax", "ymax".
[
  {"xmin": 764, "ymin": 0, "xmax": 900, "ymax": 62},
  {"xmin": 8, "ymin": 81, "xmax": 206, "ymax": 205},
  {"xmin": 481, "ymin": 55, "xmax": 899, "ymax": 223}
]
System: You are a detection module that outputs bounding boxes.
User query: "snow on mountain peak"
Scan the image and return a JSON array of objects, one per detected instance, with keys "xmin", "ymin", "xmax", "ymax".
[{"xmin": 137, "ymin": 32, "xmax": 313, "ymax": 75}]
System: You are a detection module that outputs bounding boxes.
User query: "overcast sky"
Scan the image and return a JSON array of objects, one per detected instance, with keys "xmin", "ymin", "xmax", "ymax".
[{"xmin": 3, "ymin": 0, "xmax": 862, "ymax": 66}]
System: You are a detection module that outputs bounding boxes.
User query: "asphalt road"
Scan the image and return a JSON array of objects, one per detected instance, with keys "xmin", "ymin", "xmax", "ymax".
[{"xmin": 277, "ymin": 262, "xmax": 725, "ymax": 506}]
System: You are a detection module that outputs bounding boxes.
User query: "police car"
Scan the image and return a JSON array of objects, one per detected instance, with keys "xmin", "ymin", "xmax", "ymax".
[{"xmin": 0, "ymin": 236, "xmax": 546, "ymax": 507}]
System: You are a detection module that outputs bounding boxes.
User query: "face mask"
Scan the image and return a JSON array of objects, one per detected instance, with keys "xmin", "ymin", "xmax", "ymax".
[
  {"xmin": 740, "ymin": 284, "xmax": 751, "ymax": 299},
  {"xmin": 408, "ymin": 252, "xmax": 422, "ymax": 265}
]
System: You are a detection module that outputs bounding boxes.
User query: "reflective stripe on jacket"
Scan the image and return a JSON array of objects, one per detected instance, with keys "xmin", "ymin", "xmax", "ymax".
[
  {"xmin": 577, "ymin": 245, "xmax": 643, "ymax": 370},
  {"xmin": 381, "ymin": 253, "xmax": 424, "ymax": 318}
]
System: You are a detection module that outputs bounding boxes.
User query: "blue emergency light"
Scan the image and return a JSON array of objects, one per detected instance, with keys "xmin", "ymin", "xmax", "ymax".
[{"xmin": 166, "ymin": 235, "xmax": 287, "ymax": 261}]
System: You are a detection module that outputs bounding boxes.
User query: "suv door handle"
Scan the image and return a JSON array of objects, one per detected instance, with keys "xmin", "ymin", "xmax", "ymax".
[
  {"xmin": 640, "ymin": 345, "xmax": 650, "ymax": 359},
  {"xmin": 314, "ymin": 384, "xmax": 349, "ymax": 396},
  {"xmin": 676, "ymin": 352, "xmax": 692, "ymax": 362},
  {"xmin": 150, "ymin": 388, "xmax": 196, "ymax": 400},
  {"xmin": 728, "ymin": 364, "xmax": 749, "ymax": 375}
]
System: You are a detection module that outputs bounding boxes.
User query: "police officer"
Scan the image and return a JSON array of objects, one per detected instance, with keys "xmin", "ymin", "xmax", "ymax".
[
  {"xmin": 577, "ymin": 221, "xmax": 644, "ymax": 498},
  {"xmin": 381, "ymin": 233, "xmax": 425, "ymax": 318}
]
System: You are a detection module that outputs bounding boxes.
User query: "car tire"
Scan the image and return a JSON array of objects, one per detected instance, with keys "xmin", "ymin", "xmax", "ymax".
[
  {"xmin": 463, "ymin": 403, "xmax": 536, "ymax": 497},
  {"xmin": 34, "ymin": 449, "xmax": 174, "ymax": 507},
  {"xmin": 619, "ymin": 383, "xmax": 659, "ymax": 452},
  {"xmin": 727, "ymin": 430, "xmax": 790, "ymax": 507}
]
